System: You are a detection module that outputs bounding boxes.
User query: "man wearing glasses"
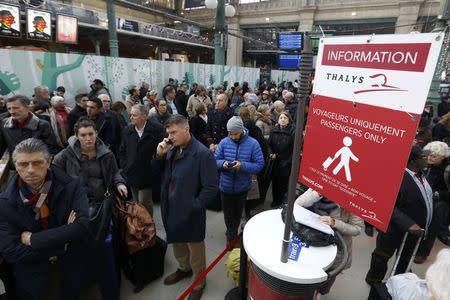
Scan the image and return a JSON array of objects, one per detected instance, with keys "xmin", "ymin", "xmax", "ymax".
[{"xmin": 365, "ymin": 144, "xmax": 433, "ymax": 286}]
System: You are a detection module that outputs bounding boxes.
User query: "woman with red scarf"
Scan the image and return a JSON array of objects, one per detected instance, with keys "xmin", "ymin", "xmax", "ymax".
[{"xmin": 49, "ymin": 96, "xmax": 71, "ymax": 147}]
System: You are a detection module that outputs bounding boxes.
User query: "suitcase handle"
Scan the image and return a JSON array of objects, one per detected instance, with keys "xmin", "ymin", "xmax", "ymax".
[{"xmin": 389, "ymin": 230, "xmax": 424, "ymax": 277}]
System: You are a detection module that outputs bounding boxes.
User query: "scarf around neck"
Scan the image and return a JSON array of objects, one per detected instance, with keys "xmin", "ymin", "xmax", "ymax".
[{"xmin": 18, "ymin": 171, "xmax": 53, "ymax": 229}]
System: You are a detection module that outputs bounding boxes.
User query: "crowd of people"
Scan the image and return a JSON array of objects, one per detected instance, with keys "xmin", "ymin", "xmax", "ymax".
[{"xmin": 0, "ymin": 76, "xmax": 448, "ymax": 300}]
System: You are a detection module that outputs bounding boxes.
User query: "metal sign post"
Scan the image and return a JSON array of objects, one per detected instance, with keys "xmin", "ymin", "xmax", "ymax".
[{"xmin": 280, "ymin": 35, "xmax": 311, "ymax": 263}]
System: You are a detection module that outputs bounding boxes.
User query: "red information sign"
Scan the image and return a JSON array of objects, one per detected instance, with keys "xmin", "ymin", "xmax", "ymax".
[{"xmin": 299, "ymin": 34, "xmax": 442, "ymax": 231}]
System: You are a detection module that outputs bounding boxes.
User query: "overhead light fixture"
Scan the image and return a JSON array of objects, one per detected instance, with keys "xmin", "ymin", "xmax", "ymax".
[
  {"xmin": 225, "ymin": 5, "xmax": 236, "ymax": 17},
  {"xmin": 174, "ymin": 20, "xmax": 181, "ymax": 23},
  {"xmin": 205, "ymin": 0, "xmax": 218, "ymax": 9},
  {"xmin": 265, "ymin": 17, "xmax": 270, "ymax": 22},
  {"xmin": 351, "ymin": 12, "xmax": 356, "ymax": 16}
]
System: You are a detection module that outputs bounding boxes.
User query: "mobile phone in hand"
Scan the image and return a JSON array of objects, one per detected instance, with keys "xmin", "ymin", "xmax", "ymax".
[{"xmin": 227, "ymin": 161, "xmax": 236, "ymax": 167}]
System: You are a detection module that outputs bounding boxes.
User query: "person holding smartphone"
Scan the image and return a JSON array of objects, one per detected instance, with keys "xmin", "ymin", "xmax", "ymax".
[
  {"xmin": 214, "ymin": 116, "xmax": 264, "ymax": 244},
  {"xmin": 153, "ymin": 115, "xmax": 217, "ymax": 300}
]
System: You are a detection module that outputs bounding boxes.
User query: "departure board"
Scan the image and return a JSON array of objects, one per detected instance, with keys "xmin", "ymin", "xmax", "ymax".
[{"xmin": 278, "ymin": 32, "xmax": 304, "ymax": 51}]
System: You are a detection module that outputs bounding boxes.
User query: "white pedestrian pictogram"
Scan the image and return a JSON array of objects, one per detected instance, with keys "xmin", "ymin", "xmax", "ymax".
[{"xmin": 322, "ymin": 136, "xmax": 359, "ymax": 182}]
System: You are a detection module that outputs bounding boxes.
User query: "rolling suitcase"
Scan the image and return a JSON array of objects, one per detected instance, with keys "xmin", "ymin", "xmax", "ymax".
[
  {"xmin": 367, "ymin": 231, "xmax": 423, "ymax": 300},
  {"xmin": 322, "ymin": 157, "xmax": 335, "ymax": 171},
  {"xmin": 124, "ymin": 236, "xmax": 167, "ymax": 292}
]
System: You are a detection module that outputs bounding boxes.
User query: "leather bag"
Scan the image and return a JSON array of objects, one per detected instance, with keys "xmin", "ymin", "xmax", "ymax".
[{"xmin": 116, "ymin": 198, "xmax": 156, "ymax": 254}]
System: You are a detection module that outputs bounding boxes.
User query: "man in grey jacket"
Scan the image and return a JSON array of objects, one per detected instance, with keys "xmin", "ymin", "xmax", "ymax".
[{"xmin": 0, "ymin": 95, "xmax": 60, "ymax": 157}]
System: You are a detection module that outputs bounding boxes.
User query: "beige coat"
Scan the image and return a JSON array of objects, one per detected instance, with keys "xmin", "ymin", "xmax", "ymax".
[
  {"xmin": 295, "ymin": 188, "xmax": 364, "ymax": 269},
  {"xmin": 186, "ymin": 94, "xmax": 212, "ymax": 118}
]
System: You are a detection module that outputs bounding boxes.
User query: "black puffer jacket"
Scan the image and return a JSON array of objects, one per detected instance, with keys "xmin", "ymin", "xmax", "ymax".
[
  {"xmin": 285, "ymin": 99, "xmax": 298, "ymax": 122},
  {"xmin": 268, "ymin": 123, "xmax": 295, "ymax": 176},
  {"xmin": 243, "ymin": 119, "xmax": 269, "ymax": 160},
  {"xmin": 190, "ymin": 116, "xmax": 208, "ymax": 147}
]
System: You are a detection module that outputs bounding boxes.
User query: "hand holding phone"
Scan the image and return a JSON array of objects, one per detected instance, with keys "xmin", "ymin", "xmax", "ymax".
[
  {"xmin": 227, "ymin": 161, "xmax": 236, "ymax": 167},
  {"xmin": 157, "ymin": 138, "xmax": 172, "ymax": 158}
]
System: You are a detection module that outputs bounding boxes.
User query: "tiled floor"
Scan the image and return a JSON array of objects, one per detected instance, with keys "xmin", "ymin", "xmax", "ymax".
[{"xmin": 1, "ymin": 201, "xmax": 446, "ymax": 299}]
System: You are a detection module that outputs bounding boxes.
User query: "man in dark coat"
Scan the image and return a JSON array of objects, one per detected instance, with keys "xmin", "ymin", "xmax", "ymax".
[
  {"xmin": 153, "ymin": 115, "xmax": 218, "ymax": 300},
  {"xmin": 0, "ymin": 138, "xmax": 90, "ymax": 300},
  {"xmin": 68, "ymin": 93, "xmax": 88, "ymax": 136},
  {"xmin": 365, "ymin": 145, "xmax": 433, "ymax": 285},
  {"xmin": 120, "ymin": 104, "xmax": 166, "ymax": 215},
  {"xmin": 86, "ymin": 98, "xmax": 121, "ymax": 157},
  {"xmin": 175, "ymin": 83, "xmax": 189, "ymax": 118},
  {"xmin": 33, "ymin": 85, "xmax": 51, "ymax": 114},
  {"xmin": 0, "ymin": 95, "xmax": 60, "ymax": 157},
  {"xmin": 163, "ymin": 86, "xmax": 181, "ymax": 115},
  {"xmin": 139, "ymin": 82, "xmax": 149, "ymax": 101},
  {"xmin": 284, "ymin": 92, "xmax": 298, "ymax": 122},
  {"xmin": 206, "ymin": 93, "xmax": 233, "ymax": 152}
]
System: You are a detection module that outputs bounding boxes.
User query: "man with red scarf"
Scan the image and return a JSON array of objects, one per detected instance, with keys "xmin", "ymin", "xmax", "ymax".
[{"xmin": 0, "ymin": 138, "xmax": 90, "ymax": 300}]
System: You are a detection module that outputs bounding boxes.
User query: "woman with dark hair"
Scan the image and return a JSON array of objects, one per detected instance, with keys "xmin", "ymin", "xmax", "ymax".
[
  {"xmin": 239, "ymin": 107, "xmax": 270, "ymax": 209},
  {"xmin": 110, "ymin": 101, "xmax": 128, "ymax": 127},
  {"xmin": 189, "ymin": 102, "xmax": 209, "ymax": 146},
  {"xmin": 268, "ymin": 111, "xmax": 295, "ymax": 207},
  {"xmin": 53, "ymin": 118, "xmax": 128, "ymax": 300}
]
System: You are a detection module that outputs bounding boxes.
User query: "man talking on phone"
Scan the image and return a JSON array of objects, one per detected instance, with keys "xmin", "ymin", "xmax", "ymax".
[
  {"xmin": 153, "ymin": 115, "xmax": 217, "ymax": 300},
  {"xmin": 214, "ymin": 116, "xmax": 264, "ymax": 244}
]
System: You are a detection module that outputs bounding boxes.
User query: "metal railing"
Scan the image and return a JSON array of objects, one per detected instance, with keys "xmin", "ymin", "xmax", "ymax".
[{"xmin": 141, "ymin": 23, "xmax": 213, "ymax": 46}]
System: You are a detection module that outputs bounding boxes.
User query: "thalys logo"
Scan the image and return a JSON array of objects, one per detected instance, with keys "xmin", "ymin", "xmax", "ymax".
[{"xmin": 354, "ymin": 73, "xmax": 407, "ymax": 95}]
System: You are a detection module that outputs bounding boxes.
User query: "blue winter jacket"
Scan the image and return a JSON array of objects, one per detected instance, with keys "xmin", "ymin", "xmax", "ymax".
[{"xmin": 215, "ymin": 131, "xmax": 264, "ymax": 194}]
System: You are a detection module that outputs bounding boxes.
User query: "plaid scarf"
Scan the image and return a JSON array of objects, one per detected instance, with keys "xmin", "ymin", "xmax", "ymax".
[{"xmin": 18, "ymin": 172, "xmax": 52, "ymax": 229}]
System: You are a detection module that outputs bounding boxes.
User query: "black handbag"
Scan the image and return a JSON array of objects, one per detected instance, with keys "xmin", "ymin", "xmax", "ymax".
[
  {"xmin": 263, "ymin": 158, "xmax": 273, "ymax": 180},
  {"xmin": 281, "ymin": 205, "xmax": 338, "ymax": 247},
  {"xmin": 89, "ymin": 167, "xmax": 115, "ymax": 241},
  {"xmin": 89, "ymin": 190, "xmax": 115, "ymax": 241}
]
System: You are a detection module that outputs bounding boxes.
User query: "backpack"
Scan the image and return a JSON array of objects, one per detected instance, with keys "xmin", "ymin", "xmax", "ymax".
[{"xmin": 116, "ymin": 199, "xmax": 156, "ymax": 254}]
